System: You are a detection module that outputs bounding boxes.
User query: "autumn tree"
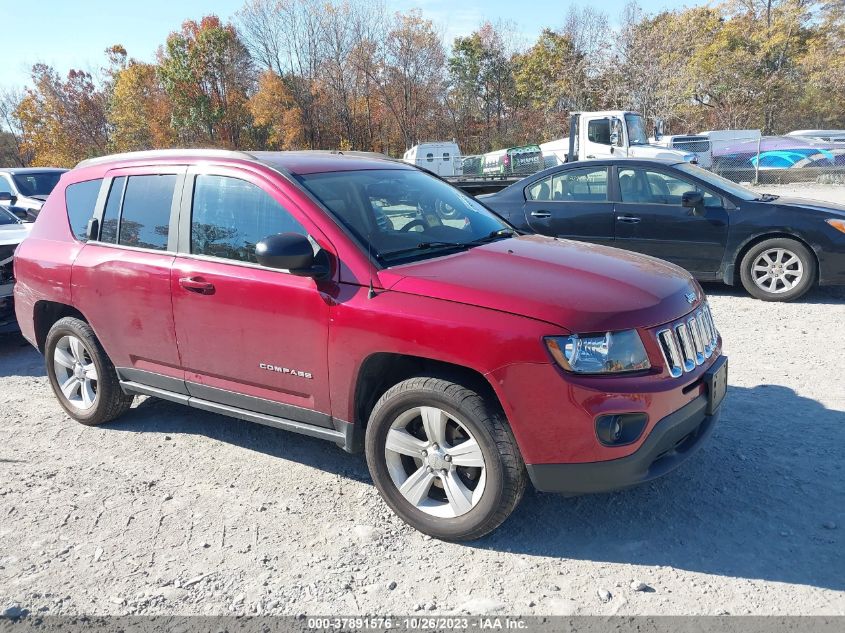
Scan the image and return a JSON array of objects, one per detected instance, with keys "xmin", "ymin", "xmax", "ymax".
[
  {"xmin": 0, "ymin": 89, "xmax": 30, "ymax": 166},
  {"xmin": 369, "ymin": 11, "xmax": 445, "ymax": 152},
  {"xmin": 157, "ymin": 15, "xmax": 254, "ymax": 147},
  {"xmin": 15, "ymin": 64, "xmax": 108, "ymax": 167},
  {"xmin": 106, "ymin": 46, "xmax": 175, "ymax": 152},
  {"xmin": 513, "ymin": 30, "xmax": 585, "ymax": 140},
  {"xmin": 447, "ymin": 23, "xmax": 516, "ymax": 153},
  {"xmin": 249, "ymin": 70, "xmax": 303, "ymax": 148}
]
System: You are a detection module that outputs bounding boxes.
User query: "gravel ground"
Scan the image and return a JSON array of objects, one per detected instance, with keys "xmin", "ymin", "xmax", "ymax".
[{"xmin": 0, "ymin": 184, "xmax": 843, "ymax": 618}]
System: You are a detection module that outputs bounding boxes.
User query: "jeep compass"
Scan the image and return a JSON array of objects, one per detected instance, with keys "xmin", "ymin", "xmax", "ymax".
[{"xmin": 14, "ymin": 150, "xmax": 727, "ymax": 540}]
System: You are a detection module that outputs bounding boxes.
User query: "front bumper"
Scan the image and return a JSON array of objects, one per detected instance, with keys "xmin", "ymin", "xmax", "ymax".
[{"xmin": 527, "ymin": 388, "xmax": 720, "ymax": 494}]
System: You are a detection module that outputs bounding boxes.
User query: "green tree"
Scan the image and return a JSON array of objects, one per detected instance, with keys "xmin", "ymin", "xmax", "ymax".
[{"xmin": 157, "ymin": 15, "xmax": 254, "ymax": 147}]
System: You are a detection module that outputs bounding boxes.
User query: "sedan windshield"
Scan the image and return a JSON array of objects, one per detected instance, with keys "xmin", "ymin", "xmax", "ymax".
[
  {"xmin": 12, "ymin": 172, "xmax": 63, "ymax": 197},
  {"xmin": 674, "ymin": 163, "xmax": 758, "ymax": 201},
  {"xmin": 295, "ymin": 169, "xmax": 513, "ymax": 265}
]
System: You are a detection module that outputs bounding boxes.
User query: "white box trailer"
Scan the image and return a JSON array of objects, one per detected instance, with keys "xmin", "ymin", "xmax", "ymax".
[{"xmin": 402, "ymin": 142, "xmax": 462, "ymax": 177}]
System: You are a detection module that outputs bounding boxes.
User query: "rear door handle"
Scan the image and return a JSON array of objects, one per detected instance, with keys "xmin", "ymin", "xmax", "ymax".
[
  {"xmin": 179, "ymin": 277, "xmax": 215, "ymax": 295},
  {"xmin": 617, "ymin": 215, "xmax": 641, "ymax": 224},
  {"xmin": 530, "ymin": 210, "xmax": 552, "ymax": 219}
]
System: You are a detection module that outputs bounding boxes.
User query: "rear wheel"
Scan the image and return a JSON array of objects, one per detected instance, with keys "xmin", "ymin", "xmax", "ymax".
[
  {"xmin": 44, "ymin": 317, "xmax": 133, "ymax": 426},
  {"xmin": 365, "ymin": 376, "xmax": 526, "ymax": 541},
  {"xmin": 739, "ymin": 238, "xmax": 816, "ymax": 301}
]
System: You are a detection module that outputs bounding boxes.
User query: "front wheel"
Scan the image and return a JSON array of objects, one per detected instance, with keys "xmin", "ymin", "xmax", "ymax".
[
  {"xmin": 365, "ymin": 376, "xmax": 526, "ymax": 541},
  {"xmin": 739, "ymin": 238, "xmax": 816, "ymax": 301}
]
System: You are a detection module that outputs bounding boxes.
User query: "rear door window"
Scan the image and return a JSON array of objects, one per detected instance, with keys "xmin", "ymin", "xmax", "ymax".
[
  {"xmin": 65, "ymin": 179, "xmax": 102, "ymax": 241},
  {"xmin": 118, "ymin": 175, "xmax": 177, "ymax": 250}
]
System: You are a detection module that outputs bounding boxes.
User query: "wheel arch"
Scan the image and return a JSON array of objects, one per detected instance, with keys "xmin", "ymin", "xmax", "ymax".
[
  {"xmin": 726, "ymin": 231, "xmax": 820, "ymax": 286},
  {"xmin": 352, "ymin": 352, "xmax": 504, "ymax": 436},
  {"xmin": 33, "ymin": 300, "xmax": 88, "ymax": 353}
]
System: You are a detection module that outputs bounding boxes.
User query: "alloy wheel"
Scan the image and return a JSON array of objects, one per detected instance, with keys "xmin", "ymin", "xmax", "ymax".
[
  {"xmin": 751, "ymin": 248, "xmax": 803, "ymax": 294},
  {"xmin": 384, "ymin": 406, "xmax": 486, "ymax": 518},
  {"xmin": 53, "ymin": 335, "xmax": 99, "ymax": 410}
]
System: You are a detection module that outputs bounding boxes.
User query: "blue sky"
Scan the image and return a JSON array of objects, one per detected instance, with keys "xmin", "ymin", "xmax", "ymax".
[{"xmin": 0, "ymin": 0, "xmax": 693, "ymax": 88}]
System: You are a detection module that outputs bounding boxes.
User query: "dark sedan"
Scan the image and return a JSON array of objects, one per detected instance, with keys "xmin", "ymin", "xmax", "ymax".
[{"xmin": 480, "ymin": 158, "xmax": 845, "ymax": 301}]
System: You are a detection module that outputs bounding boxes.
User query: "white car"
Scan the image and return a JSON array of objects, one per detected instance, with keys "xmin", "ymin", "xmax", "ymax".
[
  {"xmin": 0, "ymin": 206, "xmax": 32, "ymax": 333},
  {"xmin": 0, "ymin": 168, "xmax": 67, "ymax": 218}
]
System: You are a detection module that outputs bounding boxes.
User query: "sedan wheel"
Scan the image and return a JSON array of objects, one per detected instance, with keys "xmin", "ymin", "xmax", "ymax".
[
  {"xmin": 739, "ymin": 237, "xmax": 816, "ymax": 302},
  {"xmin": 751, "ymin": 248, "xmax": 803, "ymax": 294}
]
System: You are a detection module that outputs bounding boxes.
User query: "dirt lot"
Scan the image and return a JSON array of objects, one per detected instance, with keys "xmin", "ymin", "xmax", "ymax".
[{"xmin": 1, "ymin": 184, "xmax": 844, "ymax": 618}]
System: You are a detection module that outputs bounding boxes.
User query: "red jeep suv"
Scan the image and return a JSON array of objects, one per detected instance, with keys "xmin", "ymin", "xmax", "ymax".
[{"xmin": 14, "ymin": 150, "xmax": 727, "ymax": 540}]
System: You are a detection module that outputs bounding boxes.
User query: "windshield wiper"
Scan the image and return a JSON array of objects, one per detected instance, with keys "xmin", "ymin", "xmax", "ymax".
[
  {"xmin": 466, "ymin": 228, "xmax": 517, "ymax": 245},
  {"xmin": 755, "ymin": 194, "xmax": 780, "ymax": 202},
  {"xmin": 377, "ymin": 229, "xmax": 517, "ymax": 261},
  {"xmin": 377, "ymin": 241, "xmax": 471, "ymax": 260}
]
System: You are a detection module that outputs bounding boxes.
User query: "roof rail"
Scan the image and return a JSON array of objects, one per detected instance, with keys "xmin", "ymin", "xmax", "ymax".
[{"xmin": 75, "ymin": 149, "xmax": 257, "ymax": 169}]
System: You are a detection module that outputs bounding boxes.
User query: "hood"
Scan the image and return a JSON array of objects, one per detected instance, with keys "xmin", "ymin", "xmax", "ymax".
[
  {"xmin": 0, "ymin": 222, "xmax": 33, "ymax": 247},
  {"xmin": 379, "ymin": 235, "xmax": 700, "ymax": 332},
  {"xmin": 766, "ymin": 196, "xmax": 845, "ymax": 216}
]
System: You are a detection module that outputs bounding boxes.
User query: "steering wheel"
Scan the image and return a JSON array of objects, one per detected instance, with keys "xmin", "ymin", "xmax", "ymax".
[{"xmin": 401, "ymin": 219, "xmax": 427, "ymax": 232}]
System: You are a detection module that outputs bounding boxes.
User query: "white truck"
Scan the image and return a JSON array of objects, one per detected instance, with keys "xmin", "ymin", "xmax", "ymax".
[{"xmin": 540, "ymin": 111, "xmax": 696, "ymax": 165}]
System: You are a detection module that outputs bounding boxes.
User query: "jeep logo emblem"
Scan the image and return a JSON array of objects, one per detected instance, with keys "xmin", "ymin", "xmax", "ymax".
[{"xmin": 685, "ymin": 292, "xmax": 697, "ymax": 304}]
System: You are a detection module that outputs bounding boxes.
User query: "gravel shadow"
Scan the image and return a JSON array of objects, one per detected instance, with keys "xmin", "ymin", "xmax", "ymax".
[
  {"xmin": 0, "ymin": 331, "xmax": 44, "ymax": 378},
  {"xmin": 107, "ymin": 397, "xmax": 371, "ymax": 483}
]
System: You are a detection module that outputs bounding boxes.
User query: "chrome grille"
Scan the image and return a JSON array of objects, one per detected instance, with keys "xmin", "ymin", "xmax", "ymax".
[{"xmin": 657, "ymin": 303, "xmax": 718, "ymax": 377}]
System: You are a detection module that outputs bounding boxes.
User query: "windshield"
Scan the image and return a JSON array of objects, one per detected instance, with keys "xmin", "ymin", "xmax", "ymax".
[
  {"xmin": 674, "ymin": 163, "xmax": 758, "ymax": 201},
  {"xmin": 0, "ymin": 207, "xmax": 20, "ymax": 225},
  {"xmin": 11, "ymin": 172, "xmax": 63, "ymax": 197},
  {"xmin": 295, "ymin": 169, "xmax": 512, "ymax": 265},
  {"xmin": 625, "ymin": 114, "xmax": 649, "ymax": 145}
]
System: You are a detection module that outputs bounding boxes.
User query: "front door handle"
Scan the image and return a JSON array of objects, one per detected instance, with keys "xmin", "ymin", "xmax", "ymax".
[
  {"xmin": 179, "ymin": 277, "xmax": 215, "ymax": 295},
  {"xmin": 530, "ymin": 210, "xmax": 552, "ymax": 219},
  {"xmin": 617, "ymin": 215, "xmax": 641, "ymax": 224}
]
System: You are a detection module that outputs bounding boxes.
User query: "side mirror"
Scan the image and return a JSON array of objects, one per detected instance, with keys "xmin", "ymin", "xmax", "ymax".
[
  {"xmin": 255, "ymin": 233, "xmax": 330, "ymax": 279},
  {"xmin": 654, "ymin": 118, "xmax": 664, "ymax": 140},
  {"xmin": 611, "ymin": 118, "xmax": 625, "ymax": 147},
  {"xmin": 681, "ymin": 191, "xmax": 705, "ymax": 216},
  {"xmin": 10, "ymin": 207, "xmax": 28, "ymax": 221},
  {"xmin": 0, "ymin": 192, "xmax": 15, "ymax": 204}
]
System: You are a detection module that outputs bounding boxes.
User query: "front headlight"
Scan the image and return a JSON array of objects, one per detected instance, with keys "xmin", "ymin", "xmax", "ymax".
[{"xmin": 545, "ymin": 330, "xmax": 651, "ymax": 374}]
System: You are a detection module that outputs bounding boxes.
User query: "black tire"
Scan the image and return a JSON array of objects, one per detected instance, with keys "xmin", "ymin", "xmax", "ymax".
[
  {"xmin": 739, "ymin": 237, "xmax": 816, "ymax": 302},
  {"xmin": 44, "ymin": 317, "xmax": 133, "ymax": 426},
  {"xmin": 365, "ymin": 375, "xmax": 526, "ymax": 541}
]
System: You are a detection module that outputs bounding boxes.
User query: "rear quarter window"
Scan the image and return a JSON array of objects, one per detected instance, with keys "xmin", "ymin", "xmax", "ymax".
[{"xmin": 65, "ymin": 179, "xmax": 103, "ymax": 241}]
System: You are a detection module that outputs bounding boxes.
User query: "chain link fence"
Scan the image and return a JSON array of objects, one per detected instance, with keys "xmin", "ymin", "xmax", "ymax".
[
  {"xmin": 414, "ymin": 135, "xmax": 845, "ymax": 185},
  {"xmin": 705, "ymin": 134, "xmax": 845, "ymax": 184}
]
